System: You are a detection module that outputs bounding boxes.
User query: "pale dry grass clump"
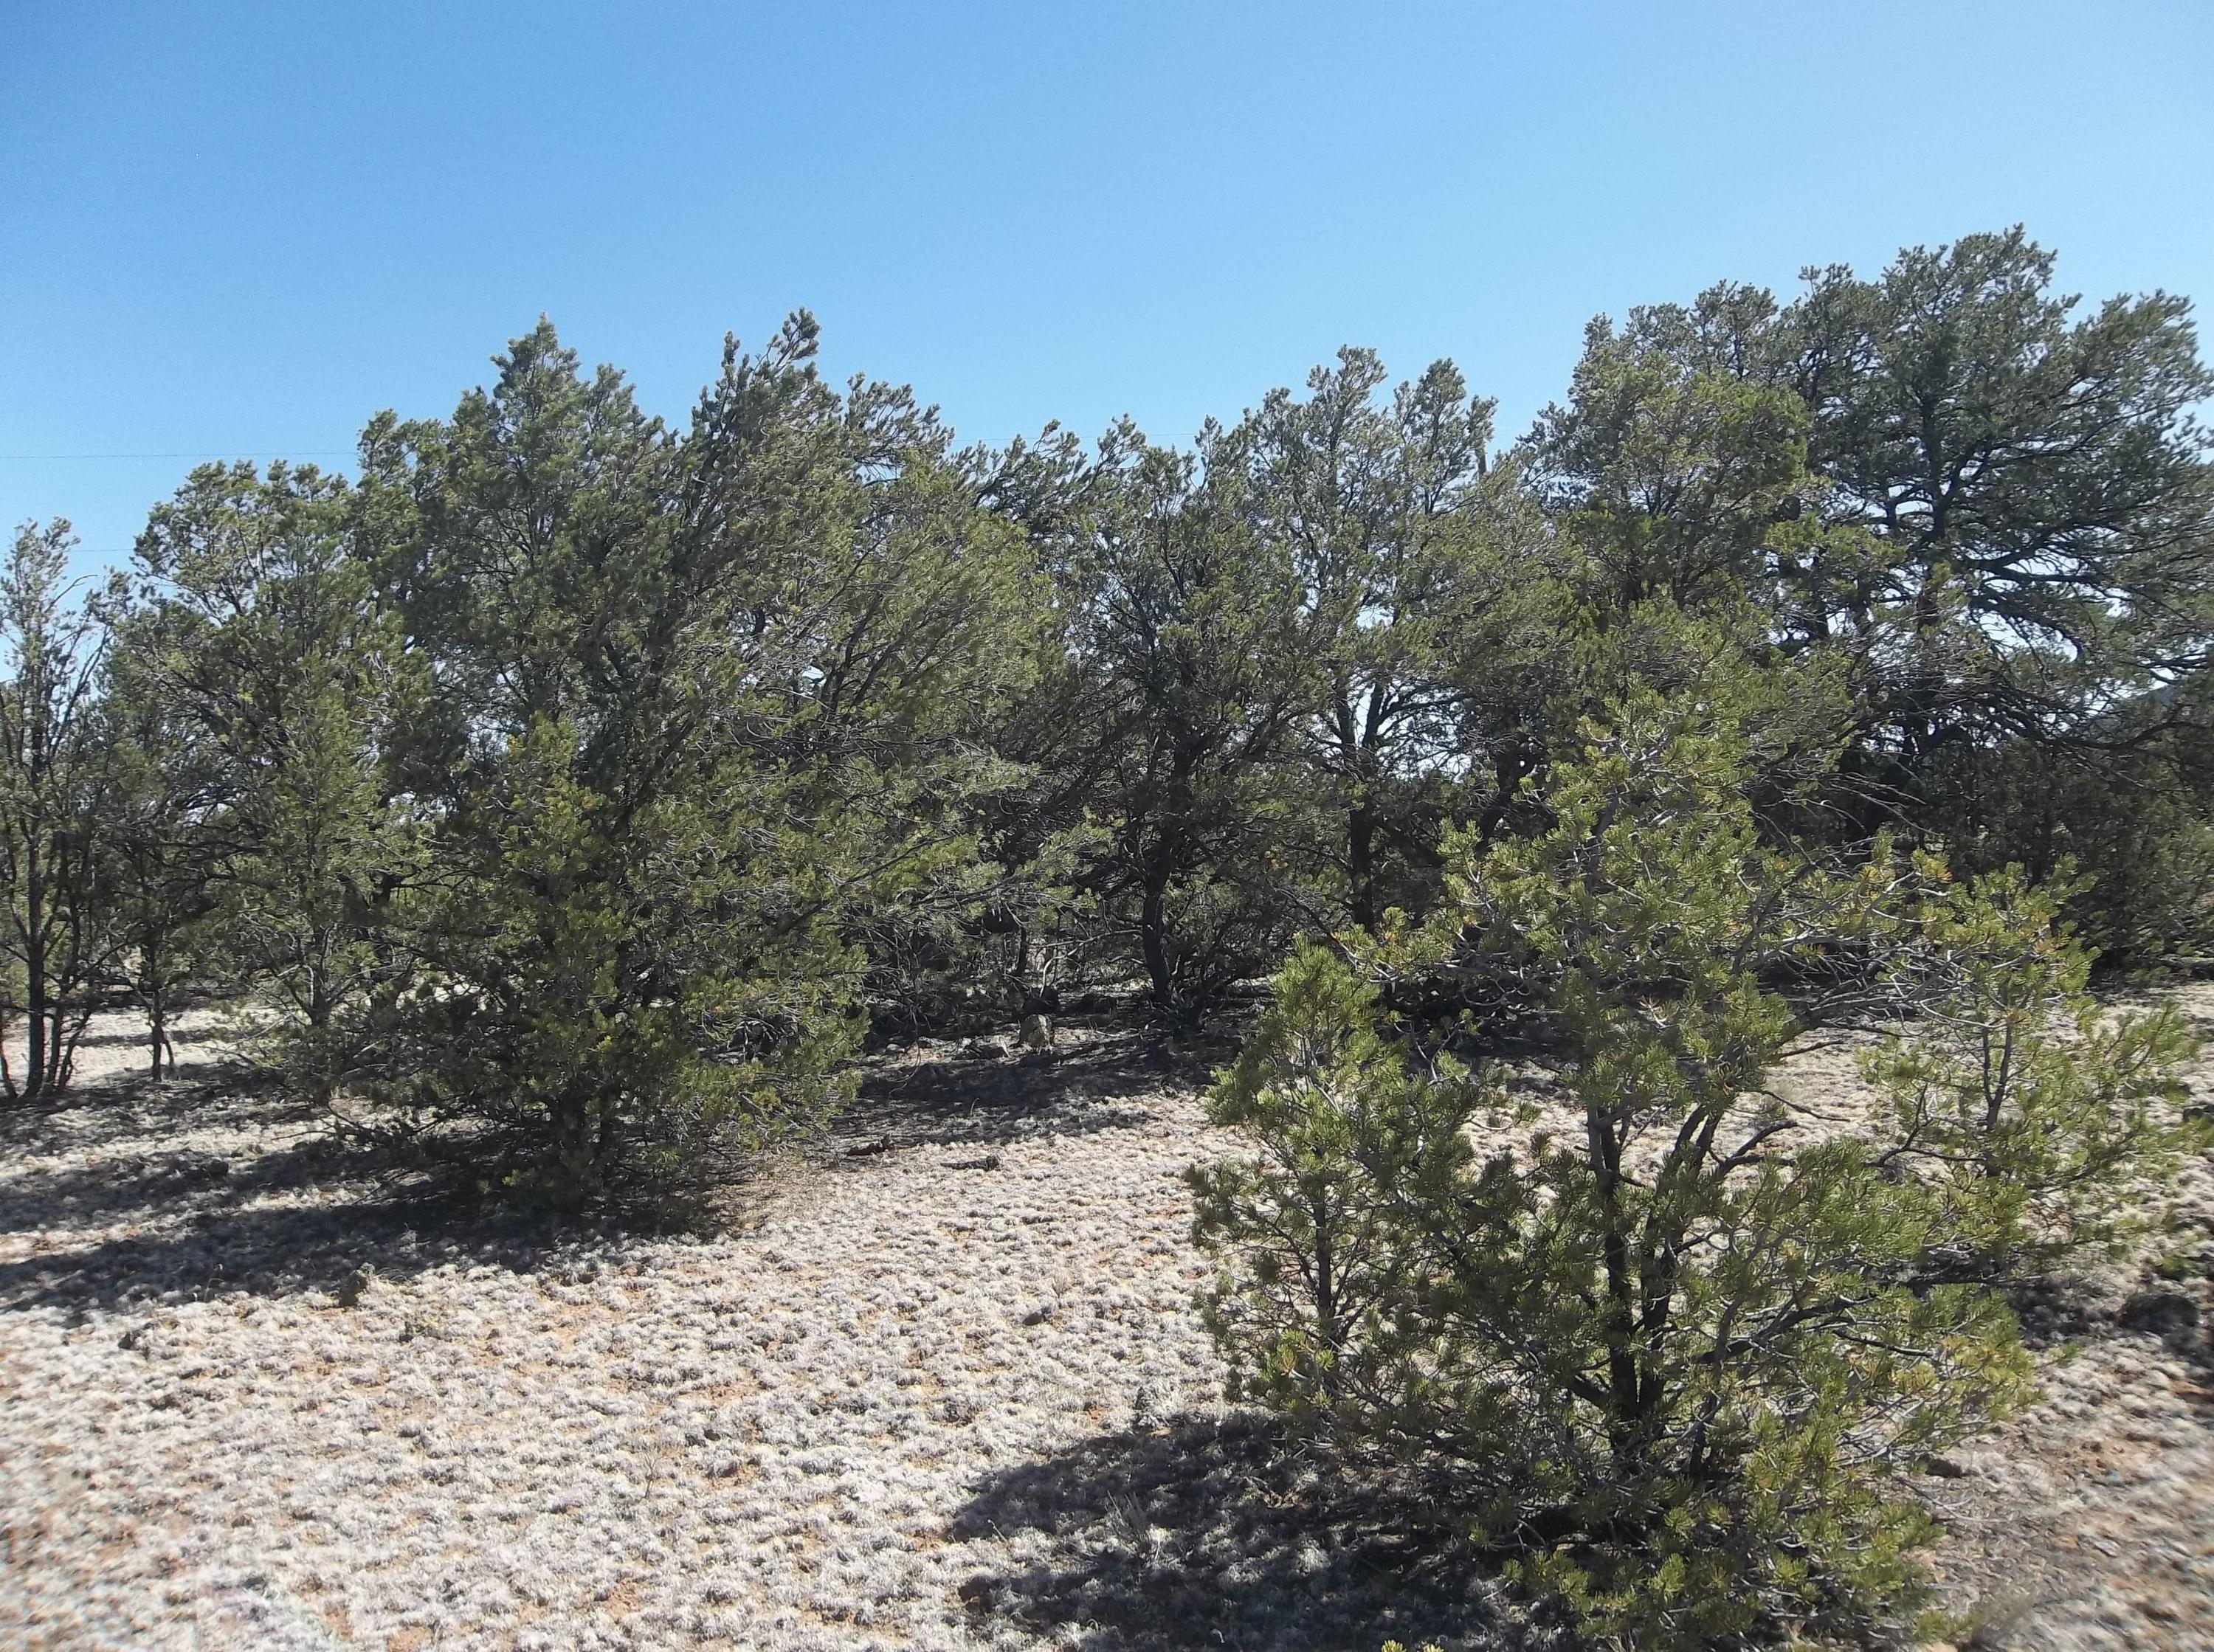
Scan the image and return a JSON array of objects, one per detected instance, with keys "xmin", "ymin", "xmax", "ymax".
[
  {"xmin": 2, "ymin": 1001, "xmax": 2210, "ymax": 1649},
  {"xmin": 0, "ymin": 1019, "xmax": 1516, "ymax": 1650}
]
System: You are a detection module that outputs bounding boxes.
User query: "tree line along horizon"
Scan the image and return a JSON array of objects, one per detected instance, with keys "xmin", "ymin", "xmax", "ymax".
[{"xmin": 7, "ymin": 226, "xmax": 2214, "ymax": 1642}]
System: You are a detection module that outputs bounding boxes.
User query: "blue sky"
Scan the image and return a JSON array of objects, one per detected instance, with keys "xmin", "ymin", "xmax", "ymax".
[{"xmin": 4, "ymin": 1, "xmax": 2211, "ymax": 570}]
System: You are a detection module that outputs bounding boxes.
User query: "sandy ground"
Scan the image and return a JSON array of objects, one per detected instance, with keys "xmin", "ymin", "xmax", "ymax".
[{"xmin": 1, "ymin": 999, "xmax": 2210, "ymax": 1651}]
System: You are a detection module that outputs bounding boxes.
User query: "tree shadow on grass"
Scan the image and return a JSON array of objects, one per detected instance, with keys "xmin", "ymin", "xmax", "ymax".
[
  {"xmin": 0, "ymin": 1058, "xmax": 335, "ymax": 1224},
  {"xmin": 0, "ymin": 1060, "xmax": 569, "ymax": 1314},
  {"xmin": 66, "ymin": 1023, "xmax": 201, "ymax": 1053},
  {"xmin": 840, "ymin": 1021, "xmax": 1228, "ymax": 1152},
  {"xmin": 945, "ymin": 1411, "xmax": 1547, "ymax": 1652},
  {"xmin": 0, "ymin": 1038, "xmax": 302, "ymax": 1150},
  {"xmin": 0, "ymin": 1174, "xmax": 587, "ymax": 1314}
]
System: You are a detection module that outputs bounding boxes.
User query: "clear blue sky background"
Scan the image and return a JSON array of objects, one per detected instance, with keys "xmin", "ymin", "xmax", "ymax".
[{"xmin": 4, "ymin": 1, "xmax": 2211, "ymax": 571}]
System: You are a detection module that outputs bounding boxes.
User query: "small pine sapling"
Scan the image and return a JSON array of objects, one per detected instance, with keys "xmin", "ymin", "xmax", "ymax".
[
  {"xmin": 1188, "ymin": 938, "xmax": 1491, "ymax": 1429},
  {"xmin": 1866, "ymin": 860, "xmax": 2204, "ymax": 1279}
]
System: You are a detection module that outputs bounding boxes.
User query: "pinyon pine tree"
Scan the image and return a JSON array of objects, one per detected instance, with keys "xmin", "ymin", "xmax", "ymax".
[{"xmin": 1189, "ymin": 682, "xmax": 2191, "ymax": 1645}]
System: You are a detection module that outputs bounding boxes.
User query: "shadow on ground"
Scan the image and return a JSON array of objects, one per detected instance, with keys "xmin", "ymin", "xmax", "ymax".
[
  {"xmin": 1, "ymin": 1010, "xmax": 1231, "ymax": 1315},
  {"xmin": 841, "ymin": 1020, "xmax": 1229, "ymax": 1152},
  {"xmin": 2010, "ymin": 1271, "xmax": 2214, "ymax": 1418},
  {"xmin": 0, "ymin": 1060, "xmax": 570, "ymax": 1313},
  {"xmin": 945, "ymin": 1411, "xmax": 1543, "ymax": 1652},
  {"xmin": 0, "ymin": 1062, "xmax": 329, "ymax": 1232}
]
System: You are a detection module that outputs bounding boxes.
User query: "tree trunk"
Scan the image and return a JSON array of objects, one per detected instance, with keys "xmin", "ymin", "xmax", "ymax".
[
  {"xmin": 1587, "ymin": 1099, "xmax": 1644, "ymax": 1468},
  {"xmin": 1140, "ymin": 753, "xmax": 1196, "ymax": 1022},
  {"xmin": 1347, "ymin": 795, "xmax": 1379, "ymax": 934},
  {"xmin": 596, "ymin": 1098, "xmax": 618, "ymax": 1175},
  {"xmin": 1311, "ymin": 1188, "xmax": 1340, "ymax": 1398},
  {"xmin": 24, "ymin": 832, "xmax": 46, "ymax": 1100},
  {"xmin": 52, "ymin": 1001, "xmax": 85, "ymax": 1093},
  {"xmin": 148, "ymin": 968, "xmax": 169, "ymax": 1081},
  {"xmin": 550, "ymin": 1090, "xmax": 592, "ymax": 1203},
  {"xmin": 1139, "ymin": 858, "xmax": 1176, "ymax": 1017}
]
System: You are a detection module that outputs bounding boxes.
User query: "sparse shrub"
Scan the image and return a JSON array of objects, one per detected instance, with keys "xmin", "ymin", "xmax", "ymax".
[
  {"xmin": 1868, "ymin": 860, "xmax": 2206, "ymax": 1278},
  {"xmin": 1190, "ymin": 937, "xmax": 1483, "ymax": 1427},
  {"xmin": 0, "ymin": 520, "xmax": 127, "ymax": 1099}
]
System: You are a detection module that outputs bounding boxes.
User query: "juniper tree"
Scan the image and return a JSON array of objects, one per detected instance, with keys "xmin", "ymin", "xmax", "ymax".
[
  {"xmin": 1224, "ymin": 350, "xmax": 1559, "ymax": 932},
  {"xmin": 97, "ymin": 641, "xmax": 224, "ymax": 1079},
  {"xmin": 350, "ymin": 317, "xmax": 1041, "ymax": 1208},
  {"xmin": 125, "ymin": 460, "xmax": 423, "ymax": 1097},
  {"xmin": 1528, "ymin": 305, "xmax": 1817, "ymax": 618},
  {"xmin": 1059, "ymin": 422, "xmax": 1318, "ymax": 1023}
]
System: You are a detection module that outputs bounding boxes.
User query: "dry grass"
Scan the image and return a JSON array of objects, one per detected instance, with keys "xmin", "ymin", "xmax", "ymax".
[
  {"xmin": 1, "ymin": 998, "xmax": 2209, "ymax": 1650},
  {"xmin": 0, "ymin": 1016, "xmax": 1520, "ymax": 1650}
]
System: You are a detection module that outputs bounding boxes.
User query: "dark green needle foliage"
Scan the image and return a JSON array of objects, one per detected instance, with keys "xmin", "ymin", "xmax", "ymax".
[
  {"xmin": 1531, "ymin": 228, "xmax": 2214, "ymax": 952},
  {"xmin": 0, "ymin": 520, "xmax": 120, "ymax": 1099},
  {"xmin": 1219, "ymin": 349, "xmax": 1562, "ymax": 933},
  {"xmin": 121, "ymin": 459, "xmax": 424, "ymax": 1099},
  {"xmin": 1054, "ymin": 421, "xmax": 1318, "ymax": 1025},
  {"xmin": 97, "ymin": 317, "xmax": 1041, "ymax": 1211},
  {"xmin": 344, "ymin": 317, "xmax": 1042, "ymax": 1210}
]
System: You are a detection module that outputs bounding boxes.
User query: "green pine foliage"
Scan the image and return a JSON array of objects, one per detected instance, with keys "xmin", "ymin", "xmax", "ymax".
[
  {"xmin": 342, "ymin": 317, "xmax": 1044, "ymax": 1210},
  {"xmin": 1868, "ymin": 860, "xmax": 2207, "ymax": 1276},
  {"xmin": 1531, "ymin": 229, "xmax": 2214, "ymax": 948},
  {"xmin": 1055, "ymin": 423, "xmax": 1320, "ymax": 1024},
  {"xmin": 97, "ymin": 635, "xmax": 224, "ymax": 1079},
  {"xmin": 121, "ymin": 457, "xmax": 426, "ymax": 1099},
  {"xmin": 1190, "ymin": 691, "xmax": 2173, "ymax": 1645},
  {"xmin": 0, "ymin": 519, "xmax": 121, "ymax": 1099}
]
